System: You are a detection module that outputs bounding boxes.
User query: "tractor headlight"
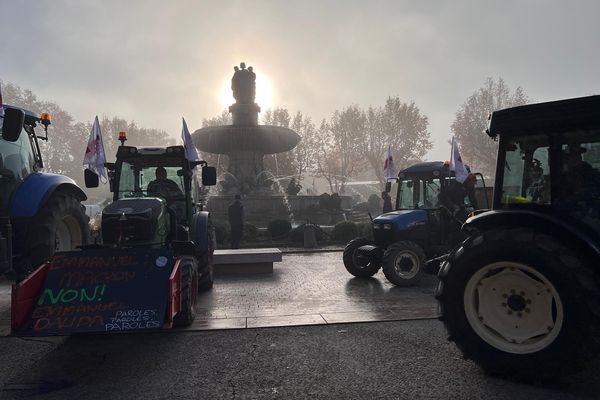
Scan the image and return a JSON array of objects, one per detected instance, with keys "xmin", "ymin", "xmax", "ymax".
[
  {"xmin": 373, "ymin": 224, "xmax": 382, "ymax": 230},
  {"xmin": 382, "ymin": 224, "xmax": 392, "ymax": 230}
]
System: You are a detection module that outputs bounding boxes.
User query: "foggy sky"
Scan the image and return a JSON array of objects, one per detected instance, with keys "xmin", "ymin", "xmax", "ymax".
[{"xmin": 1, "ymin": 0, "xmax": 599, "ymax": 161}]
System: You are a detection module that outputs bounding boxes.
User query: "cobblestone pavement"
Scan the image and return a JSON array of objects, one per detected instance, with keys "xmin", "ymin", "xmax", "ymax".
[
  {"xmin": 0, "ymin": 251, "xmax": 439, "ymax": 334},
  {"xmin": 191, "ymin": 251, "xmax": 438, "ymax": 330}
]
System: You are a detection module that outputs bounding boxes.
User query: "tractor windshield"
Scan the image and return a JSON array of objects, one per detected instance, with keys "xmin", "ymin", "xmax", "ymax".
[
  {"xmin": 0, "ymin": 125, "xmax": 36, "ymax": 211},
  {"xmin": 500, "ymin": 129, "xmax": 600, "ymax": 234},
  {"xmin": 0, "ymin": 126, "xmax": 36, "ymax": 180},
  {"xmin": 397, "ymin": 177, "xmax": 442, "ymax": 210},
  {"xmin": 117, "ymin": 162, "xmax": 185, "ymax": 201}
]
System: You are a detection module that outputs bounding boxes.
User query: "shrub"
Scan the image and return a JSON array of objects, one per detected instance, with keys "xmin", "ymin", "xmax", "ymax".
[
  {"xmin": 357, "ymin": 222, "xmax": 374, "ymax": 240},
  {"xmin": 367, "ymin": 194, "xmax": 381, "ymax": 212},
  {"xmin": 318, "ymin": 193, "xmax": 331, "ymax": 210},
  {"xmin": 267, "ymin": 219, "xmax": 292, "ymax": 239},
  {"xmin": 290, "ymin": 223, "xmax": 326, "ymax": 242},
  {"xmin": 243, "ymin": 223, "xmax": 258, "ymax": 242},
  {"xmin": 331, "ymin": 221, "xmax": 358, "ymax": 242},
  {"xmin": 330, "ymin": 193, "xmax": 342, "ymax": 210},
  {"xmin": 212, "ymin": 220, "xmax": 230, "ymax": 245}
]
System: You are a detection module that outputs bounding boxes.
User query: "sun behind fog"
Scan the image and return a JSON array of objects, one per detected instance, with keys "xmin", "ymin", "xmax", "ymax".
[{"xmin": 220, "ymin": 73, "xmax": 273, "ymax": 111}]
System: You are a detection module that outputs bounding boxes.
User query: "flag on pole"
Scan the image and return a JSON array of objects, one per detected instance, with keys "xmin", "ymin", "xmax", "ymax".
[
  {"xmin": 0, "ymin": 83, "xmax": 4, "ymax": 118},
  {"xmin": 182, "ymin": 117, "xmax": 200, "ymax": 162},
  {"xmin": 383, "ymin": 145, "xmax": 397, "ymax": 180},
  {"xmin": 83, "ymin": 116, "xmax": 107, "ymax": 182},
  {"xmin": 450, "ymin": 137, "xmax": 469, "ymax": 183}
]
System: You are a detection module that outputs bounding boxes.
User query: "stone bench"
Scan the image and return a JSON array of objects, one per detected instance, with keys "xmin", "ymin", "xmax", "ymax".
[{"xmin": 212, "ymin": 248, "xmax": 282, "ymax": 275}]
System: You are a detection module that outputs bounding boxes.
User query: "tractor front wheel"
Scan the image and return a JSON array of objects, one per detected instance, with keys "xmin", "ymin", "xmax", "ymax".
[
  {"xmin": 18, "ymin": 193, "xmax": 90, "ymax": 276},
  {"xmin": 382, "ymin": 241, "xmax": 425, "ymax": 286},
  {"xmin": 437, "ymin": 228, "xmax": 600, "ymax": 380},
  {"xmin": 343, "ymin": 238, "xmax": 381, "ymax": 277}
]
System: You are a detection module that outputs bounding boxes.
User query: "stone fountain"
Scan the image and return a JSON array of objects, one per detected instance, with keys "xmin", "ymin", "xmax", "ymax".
[{"xmin": 193, "ymin": 62, "xmax": 301, "ymax": 226}]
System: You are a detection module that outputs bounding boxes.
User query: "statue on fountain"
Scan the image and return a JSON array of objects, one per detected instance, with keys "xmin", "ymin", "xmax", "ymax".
[{"xmin": 231, "ymin": 62, "xmax": 256, "ymax": 104}]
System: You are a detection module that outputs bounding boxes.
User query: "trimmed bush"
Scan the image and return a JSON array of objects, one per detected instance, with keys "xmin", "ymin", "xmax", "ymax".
[
  {"xmin": 357, "ymin": 222, "xmax": 374, "ymax": 240},
  {"xmin": 212, "ymin": 221, "xmax": 230, "ymax": 245},
  {"xmin": 367, "ymin": 194, "xmax": 380, "ymax": 212},
  {"xmin": 331, "ymin": 221, "xmax": 358, "ymax": 242},
  {"xmin": 290, "ymin": 223, "xmax": 326, "ymax": 242},
  {"xmin": 243, "ymin": 223, "xmax": 258, "ymax": 242},
  {"xmin": 318, "ymin": 193, "xmax": 331, "ymax": 210},
  {"xmin": 267, "ymin": 219, "xmax": 292, "ymax": 239},
  {"xmin": 330, "ymin": 193, "xmax": 342, "ymax": 210}
]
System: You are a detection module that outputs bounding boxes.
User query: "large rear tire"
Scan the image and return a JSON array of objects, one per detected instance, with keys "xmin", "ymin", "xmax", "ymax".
[
  {"xmin": 382, "ymin": 241, "xmax": 425, "ymax": 286},
  {"xmin": 197, "ymin": 223, "xmax": 215, "ymax": 292},
  {"xmin": 17, "ymin": 193, "xmax": 90, "ymax": 275},
  {"xmin": 343, "ymin": 238, "xmax": 381, "ymax": 277},
  {"xmin": 173, "ymin": 259, "xmax": 198, "ymax": 327},
  {"xmin": 437, "ymin": 228, "xmax": 600, "ymax": 381}
]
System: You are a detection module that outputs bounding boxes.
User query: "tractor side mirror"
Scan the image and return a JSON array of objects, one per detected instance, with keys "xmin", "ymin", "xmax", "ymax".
[
  {"xmin": 104, "ymin": 162, "xmax": 115, "ymax": 171},
  {"xmin": 84, "ymin": 169, "xmax": 99, "ymax": 188},
  {"xmin": 202, "ymin": 166, "xmax": 217, "ymax": 186},
  {"xmin": 2, "ymin": 108, "xmax": 25, "ymax": 142},
  {"xmin": 385, "ymin": 181, "xmax": 392, "ymax": 193}
]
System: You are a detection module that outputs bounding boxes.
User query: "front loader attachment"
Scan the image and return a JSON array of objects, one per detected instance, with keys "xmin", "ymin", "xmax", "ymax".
[{"xmin": 11, "ymin": 248, "xmax": 184, "ymax": 336}]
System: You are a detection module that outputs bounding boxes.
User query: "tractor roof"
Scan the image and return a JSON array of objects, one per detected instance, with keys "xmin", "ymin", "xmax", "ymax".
[
  {"xmin": 487, "ymin": 95, "xmax": 600, "ymax": 138},
  {"xmin": 2, "ymin": 104, "xmax": 42, "ymax": 126},
  {"xmin": 116, "ymin": 145, "xmax": 189, "ymax": 168},
  {"xmin": 400, "ymin": 161, "xmax": 452, "ymax": 176}
]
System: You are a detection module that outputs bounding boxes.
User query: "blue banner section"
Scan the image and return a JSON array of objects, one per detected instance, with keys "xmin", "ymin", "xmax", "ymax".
[{"xmin": 18, "ymin": 247, "xmax": 174, "ymax": 336}]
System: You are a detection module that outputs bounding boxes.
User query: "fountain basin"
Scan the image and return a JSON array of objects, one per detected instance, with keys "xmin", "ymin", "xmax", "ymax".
[{"xmin": 193, "ymin": 125, "xmax": 300, "ymax": 154}]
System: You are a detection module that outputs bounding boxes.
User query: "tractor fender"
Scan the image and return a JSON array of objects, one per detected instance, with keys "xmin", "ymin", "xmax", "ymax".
[
  {"xmin": 10, "ymin": 172, "xmax": 87, "ymax": 218},
  {"xmin": 191, "ymin": 211, "xmax": 210, "ymax": 254},
  {"xmin": 465, "ymin": 209, "xmax": 600, "ymax": 266}
]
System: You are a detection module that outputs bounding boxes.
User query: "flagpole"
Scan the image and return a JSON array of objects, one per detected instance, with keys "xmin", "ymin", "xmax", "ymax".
[{"xmin": 449, "ymin": 137, "xmax": 454, "ymax": 179}]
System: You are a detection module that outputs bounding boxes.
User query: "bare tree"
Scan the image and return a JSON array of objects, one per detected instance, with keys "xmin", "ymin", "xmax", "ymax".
[
  {"xmin": 451, "ymin": 77, "xmax": 529, "ymax": 178},
  {"xmin": 364, "ymin": 97, "xmax": 431, "ymax": 186}
]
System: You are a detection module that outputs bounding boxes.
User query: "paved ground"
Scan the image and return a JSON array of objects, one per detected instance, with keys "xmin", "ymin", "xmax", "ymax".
[
  {"xmin": 0, "ymin": 251, "xmax": 439, "ymax": 335},
  {"xmin": 0, "ymin": 251, "xmax": 599, "ymax": 399},
  {"xmin": 193, "ymin": 251, "xmax": 438, "ymax": 330}
]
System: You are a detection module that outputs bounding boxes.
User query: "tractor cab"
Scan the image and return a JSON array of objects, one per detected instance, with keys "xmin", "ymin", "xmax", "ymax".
[
  {"xmin": 374, "ymin": 162, "xmax": 487, "ymax": 254},
  {"xmin": 94, "ymin": 144, "xmax": 216, "ymax": 247},
  {"xmin": 343, "ymin": 161, "xmax": 487, "ymax": 287},
  {"xmin": 485, "ymin": 109, "xmax": 600, "ymax": 238},
  {"xmin": 0, "ymin": 106, "xmax": 48, "ymax": 213}
]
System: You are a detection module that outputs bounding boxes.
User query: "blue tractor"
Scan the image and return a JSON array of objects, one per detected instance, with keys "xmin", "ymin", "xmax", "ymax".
[
  {"xmin": 0, "ymin": 105, "xmax": 89, "ymax": 279},
  {"xmin": 343, "ymin": 162, "xmax": 488, "ymax": 286}
]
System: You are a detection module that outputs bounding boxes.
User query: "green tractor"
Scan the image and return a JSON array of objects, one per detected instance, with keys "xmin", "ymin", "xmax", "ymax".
[
  {"xmin": 437, "ymin": 95, "xmax": 600, "ymax": 380},
  {"xmin": 88, "ymin": 142, "xmax": 218, "ymax": 294}
]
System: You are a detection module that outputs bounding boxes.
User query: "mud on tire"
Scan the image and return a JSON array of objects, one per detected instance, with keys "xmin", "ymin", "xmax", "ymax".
[
  {"xmin": 437, "ymin": 227, "xmax": 600, "ymax": 381},
  {"xmin": 343, "ymin": 238, "xmax": 381, "ymax": 277}
]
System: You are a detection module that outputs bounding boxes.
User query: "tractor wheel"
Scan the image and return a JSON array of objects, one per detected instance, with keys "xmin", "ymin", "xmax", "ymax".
[
  {"xmin": 437, "ymin": 228, "xmax": 600, "ymax": 381},
  {"xmin": 343, "ymin": 238, "xmax": 381, "ymax": 277},
  {"xmin": 382, "ymin": 241, "xmax": 426, "ymax": 286},
  {"xmin": 197, "ymin": 224, "xmax": 215, "ymax": 292},
  {"xmin": 19, "ymin": 193, "xmax": 90, "ymax": 275},
  {"xmin": 197, "ymin": 252, "xmax": 214, "ymax": 292},
  {"xmin": 173, "ymin": 260, "xmax": 198, "ymax": 327}
]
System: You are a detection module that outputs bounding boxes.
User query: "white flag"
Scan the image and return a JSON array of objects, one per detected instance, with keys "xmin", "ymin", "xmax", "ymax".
[
  {"xmin": 383, "ymin": 145, "xmax": 397, "ymax": 180},
  {"xmin": 450, "ymin": 137, "xmax": 469, "ymax": 183},
  {"xmin": 83, "ymin": 116, "xmax": 107, "ymax": 182},
  {"xmin": 0, "ymin": 83, "xmax": 4, "ymax": 118},
  {"xmin": 182, "ymin": 117, "xmax": 201, "ymax": 162}
]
